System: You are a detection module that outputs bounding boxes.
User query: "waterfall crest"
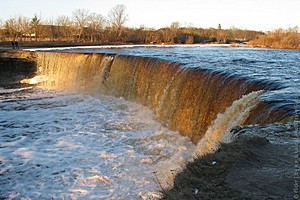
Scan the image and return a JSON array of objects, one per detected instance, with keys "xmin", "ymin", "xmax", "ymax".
[{"xmin": 17, "ymin": 51, "xmax": 289, "ymax": 143}]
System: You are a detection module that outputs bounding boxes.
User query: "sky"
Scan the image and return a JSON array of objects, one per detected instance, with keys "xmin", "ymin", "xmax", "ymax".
[{"xmin": 0, "ymin": 0, "xmax": 299, "ymax": 31}]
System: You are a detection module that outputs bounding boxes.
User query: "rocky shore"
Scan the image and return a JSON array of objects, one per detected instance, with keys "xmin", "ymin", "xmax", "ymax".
[{"xmin": 162, "ymin": 122, "xmax": 299, "ymax": 199}]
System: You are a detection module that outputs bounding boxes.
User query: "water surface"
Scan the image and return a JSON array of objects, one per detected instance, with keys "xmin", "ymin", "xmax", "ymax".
[{"xmin": 0, "ymin": 87, "xmax": 194, "ymax": 199}]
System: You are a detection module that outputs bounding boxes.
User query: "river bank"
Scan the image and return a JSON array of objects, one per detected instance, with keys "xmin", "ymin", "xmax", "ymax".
[
  {"xmin": 0, "ymin": 41, "xmax": 127, "ymax": 50},
  {"xmin": 162, "ymin": 122, "xmax": 299, "ymax": 199},
  {"xmin": 2, "ymin": 41, "xmax": 299, "ymax": 51},
  {"xmin": 0, "ymin": 41, "xmax": 234, "ymax": 51}
]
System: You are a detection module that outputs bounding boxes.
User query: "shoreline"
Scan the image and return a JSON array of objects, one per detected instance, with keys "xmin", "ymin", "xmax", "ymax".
[
  {"xmin": 162, "ymin": 123, "xmax": 300, "ymax": 199},
  {"xmin": 1, "ymin": 41, "xmax": 299, "ymax": 51}
]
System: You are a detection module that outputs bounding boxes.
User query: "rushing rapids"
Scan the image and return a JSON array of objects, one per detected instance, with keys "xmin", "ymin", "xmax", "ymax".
[
  {"xmin": 0, "ymin": 48, "xmax": 298, "ymax": 198},
  {"xmin": 2, "ymin": 51, "xmax": 288, "ymax": 143}
]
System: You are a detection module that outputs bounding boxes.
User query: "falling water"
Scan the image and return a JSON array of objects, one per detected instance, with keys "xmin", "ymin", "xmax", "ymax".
[{"xmin": 0, "ymin": 47, "xmax": 298, "ymax": 198}]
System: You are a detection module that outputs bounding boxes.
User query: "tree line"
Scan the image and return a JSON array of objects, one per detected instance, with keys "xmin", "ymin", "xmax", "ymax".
[
  {"xmin": 0, "ymin": 5, "xmax": 128, "ymax": 43},
  {"xmin": 250, "ymin": 27, "xmax": 300, "ymax": 49},
  {"xmin": 0, "ymin": 4, "xmax": 299, "ymax": 48}
]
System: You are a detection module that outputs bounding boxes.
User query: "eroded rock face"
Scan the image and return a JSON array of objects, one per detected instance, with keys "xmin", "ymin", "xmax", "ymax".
[{"xmin": 0, "ymin": 51, "xmax": 37, "ymax": 87}]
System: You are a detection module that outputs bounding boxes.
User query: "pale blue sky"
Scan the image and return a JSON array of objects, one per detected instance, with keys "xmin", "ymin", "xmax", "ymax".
[{"xmin": 0, "ymin": 0, "xmax": 299, "ymax": 31}]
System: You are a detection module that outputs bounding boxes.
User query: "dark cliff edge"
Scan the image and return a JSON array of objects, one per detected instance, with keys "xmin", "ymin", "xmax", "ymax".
[{"xmin": 0, "ymin": 50, "xmax": 37, "ymax": 87}]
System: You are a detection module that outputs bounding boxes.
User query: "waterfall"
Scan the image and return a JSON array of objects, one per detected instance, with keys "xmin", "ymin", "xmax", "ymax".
[
  {"xmin": 154, "ymin": 90, "xmax": 264, "ymax": 189},
  {"xmin": 1, "ymin": 49, "xmax": 296, "ymax": 198},
  {"xmin": 3, "ymin": 50, "xmax": 292, "ymax": 191},
  {"xmin": 193, "ymin": 90, "xmax": 263, "ymax": 158},
  {"xmin": 15, "ymin": 51, "xmax": 289, "ymax": 144}
]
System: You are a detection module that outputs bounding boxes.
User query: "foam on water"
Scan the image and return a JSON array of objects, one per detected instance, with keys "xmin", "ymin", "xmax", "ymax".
[
  {"xmin": 0, "ymin": 87, "xmax": 33, "ymax": 94},
  {"xmin": 20, "ymin": 75, "xmax": 48, "ymax": 85},
  {"xmin": 0, "ymin": 87, "xmax": 195, "ymax": 199},
  {"xmin": 1, "ymin": 47, "xmax": 298, "ymax": 198},
  {"xmin": 25, "ymin": 44, "xmax": 229, "ymax": 52},
  {"xmin": 193, "ymin": 90, "xmax": 263, "ymax": 158}
]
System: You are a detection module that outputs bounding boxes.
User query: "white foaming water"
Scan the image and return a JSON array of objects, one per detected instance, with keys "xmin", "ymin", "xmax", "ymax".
[
  {"xmin": 154, "ymin": 91, "xmax": 264, "ymax": 189},
  {"xmin": 0, "ymin": 87, "xmax": 33, "ymax": 94},
  {"xmin": 20, "ymin": 75, "xmax": 48, "ymax": 85},
  {"xmin": 25, "ymin": 44, "xmax": 230, "ymax": 52},
  {"xmin": 193, "ymin": 90, "xmax": 263, "ymax": 158},
  {"xmin": 0, "ymin": 87, "xmax": 195, "ymax": 199}
]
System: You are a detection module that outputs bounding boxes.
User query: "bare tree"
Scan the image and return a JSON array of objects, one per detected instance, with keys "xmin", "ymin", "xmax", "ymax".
[
  {"xmin": 44, "ymin": 18, "xmax": 56, "ymax": 41},
  {"xmin": 4, "ymin": 16, "xmax": 30, "ymax": 41},
  {"xmin": 0, "ymin": 10, "xmax": 271, "ymax": 46},
  {"xmin": 88, "ymin": 13, "xmax": 106, "ymax": 42},
  {"xmin": 56, "ymin": 15, "xmax": 74, "ymax": 41},
  {"xmin": 18, "ymin": 16, "xmax": 30, "ymax": 41},
  {"xmin": 170, "ymin": 22, "xmax": 180, "ymax": 43},
  {"xmin": 4, "ymin": 18, "xmax": 14, "ymax": 39},
  {"xmin": 72, "ymin": 9, "xmax": 90, "ymax": 41},
  {"xmin": 5, "ymin": 18, "xmax": 18, "ymax": 40},
  {"xmin": 108, "ymin": 4, "xmax": 128, "ymax": 41}
]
